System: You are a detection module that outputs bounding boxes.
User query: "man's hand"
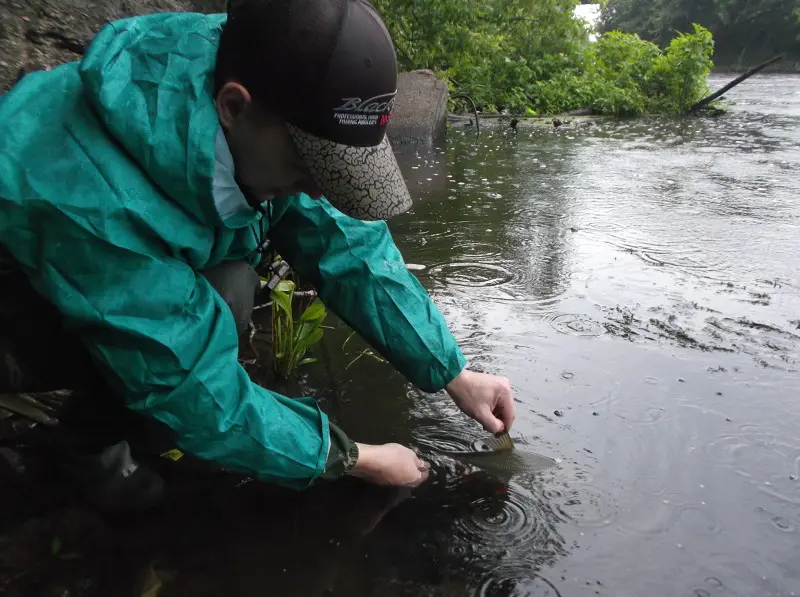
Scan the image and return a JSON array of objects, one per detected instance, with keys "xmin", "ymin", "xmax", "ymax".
[
  {"xmin": 346, "ymin": 443, "xmax": 430, "ymax": 487},
  {"xmin": 445, "ymin": 368, "xmax": 516, "ymax": 434}
]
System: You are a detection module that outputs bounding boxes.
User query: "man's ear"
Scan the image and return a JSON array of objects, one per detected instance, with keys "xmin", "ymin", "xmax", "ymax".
[{"xmin": 215, "ymin": 81, "xmax": 252, "ymax": 131}]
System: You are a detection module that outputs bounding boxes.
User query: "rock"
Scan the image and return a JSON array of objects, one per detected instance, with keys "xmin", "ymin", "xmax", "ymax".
[
  {"xmin": 0, "ymin": 0, "xmax": 225, "ymax": 94},
  {"xmin": 387, "ymin": 69, "xmax": 449, "ymax": 146},
  {"xmin": 554, "ymin": 410, "xmax": 564, "ymax": 417},
  {"xmin": 565, "ymin": 107, "xmax": 596, "ymax": 116}
]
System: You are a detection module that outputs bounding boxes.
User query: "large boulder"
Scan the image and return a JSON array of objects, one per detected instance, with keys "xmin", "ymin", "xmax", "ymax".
[
  {"xmin": 387, "ymin": 69, "xmax": 449, "ymax": 146},
  {"xmin": 0, "ymin": 0, "xmax": 225, "ymax": 93}
]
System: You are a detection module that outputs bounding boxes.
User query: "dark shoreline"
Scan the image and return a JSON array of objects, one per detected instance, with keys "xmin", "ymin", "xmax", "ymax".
[{"xmin": 712, "ymin": 62, "xmax": 800, "ymax": 75}]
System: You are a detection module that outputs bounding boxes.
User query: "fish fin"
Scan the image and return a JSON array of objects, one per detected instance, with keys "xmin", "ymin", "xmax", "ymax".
[{"xmin": 485, "ymin": 431, "xmax": 515, "ymax": 452}]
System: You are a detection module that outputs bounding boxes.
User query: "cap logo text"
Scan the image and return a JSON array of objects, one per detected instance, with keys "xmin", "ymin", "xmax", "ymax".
[
  {"xmin": 334, "ymin": 92, "xmax": 397, "ymax": 127},
  {"xmin": 335, "ymin": 92, "xmax": 397, "ymax": 114}
]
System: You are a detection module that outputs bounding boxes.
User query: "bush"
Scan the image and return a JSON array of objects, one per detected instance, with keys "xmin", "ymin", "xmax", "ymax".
[
  {"xmin": 535, "ymin": 25, "xmax": 715, "ymax": 116},
  {"xmin": 374, "ymin": 0, "xmax": 715, "ymax": 116}
]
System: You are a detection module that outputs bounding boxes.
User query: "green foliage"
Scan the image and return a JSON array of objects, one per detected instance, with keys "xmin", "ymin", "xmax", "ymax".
[
  {"xmin": 600, "ymin": 0, "xmax": 800, "ymax": 69},
  {"xmin": 270, "ymin": 280, "xmax": 328, "ymax": 379},
  {"xmin": 374, "ymin": 0, "xmax": 716, "ymax": 116},
  {"xmin": 644, "ymin": 25, "xmax": 715, "ymax": 112},
  {"xmin": 374, "ymin": 0, "xmax": 591, "ymax": 114}
]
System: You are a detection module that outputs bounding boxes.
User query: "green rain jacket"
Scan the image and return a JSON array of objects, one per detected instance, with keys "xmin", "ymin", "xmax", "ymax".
[{"xmin": 0, "ymin": 12, "xmax": 466, "ymax": 489}]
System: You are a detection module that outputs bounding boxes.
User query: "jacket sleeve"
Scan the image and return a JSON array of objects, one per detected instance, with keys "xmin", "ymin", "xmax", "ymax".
[
  {"xmin": 0, "ymin": 212, "xmax": 332, "ymax": 490},
  {"xmin": 269, "ymin": 195, "xmax": 468, "ymax": 393}
]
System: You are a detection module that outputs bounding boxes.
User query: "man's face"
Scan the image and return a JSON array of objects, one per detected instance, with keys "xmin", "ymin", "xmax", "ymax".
[{"xmin": 215, "ymin": 82, "xmax": 323, "ymax": 201}]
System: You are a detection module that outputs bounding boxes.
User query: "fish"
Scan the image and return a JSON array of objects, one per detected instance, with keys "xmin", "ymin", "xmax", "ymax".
[
  {"xmin": 0, "ymin": 392, "xmax": 59, "ymax": 426},
  {"xmin": 0, "ymin": 390, "xmax": 70, "ymax": 427},
  {"xmin": 434, "ymin": 432, "xmax": 558, "ymax": 482}
]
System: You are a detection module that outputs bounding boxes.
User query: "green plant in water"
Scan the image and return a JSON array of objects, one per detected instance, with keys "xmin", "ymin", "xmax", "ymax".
[
  {"xmin": 342, "ymin": 330, "xmax": 387, "ymax": 371},
  {"xmin": 270, "ymin": 279, "xmax": 328, "ymax": 379}
]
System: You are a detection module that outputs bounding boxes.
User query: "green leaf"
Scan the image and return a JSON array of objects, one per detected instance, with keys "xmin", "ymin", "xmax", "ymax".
[
  {"xmin": 298, "ymin": 357, "xmax": 318, "ymax": 366},
  {"xmin": 275, "ymin": 279, "xmax": 295, "ymax": 294},
  {"xmin": 302, "ymin": 327, "xmax": 324, "ymax": 348},
  {"xmin": 51, "ymin": 536, "xmax": 62, "ymax": 556},
  {"xmin": 299, "ymin": 298, "xmax": 327, "ymax": 323},
  {"xmin": 271, "ymin": 288, "xmax": 293, "ymax": 318}
]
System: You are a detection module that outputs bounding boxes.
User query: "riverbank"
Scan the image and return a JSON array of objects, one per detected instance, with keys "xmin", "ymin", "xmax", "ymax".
[{"xmin": 713, "ymin": 58, "xmax": 800, "ymax": 74}]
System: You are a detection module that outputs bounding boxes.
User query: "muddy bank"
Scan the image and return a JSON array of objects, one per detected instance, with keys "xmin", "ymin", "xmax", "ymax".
[{"xmin": 0, "ymin": 0, "xmax": 230, "ymax": 93}]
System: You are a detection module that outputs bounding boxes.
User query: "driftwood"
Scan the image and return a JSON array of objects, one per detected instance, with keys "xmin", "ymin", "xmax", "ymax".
[
  {"xmin": 449, "ymin": 93, "xmax": 481, "ymax": 133},
  {"xmin": 689, "ymin": 54, "xmax": 785, "ymax": 113}
]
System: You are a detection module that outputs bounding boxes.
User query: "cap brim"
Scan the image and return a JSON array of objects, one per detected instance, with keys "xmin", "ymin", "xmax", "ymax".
[{"xmin": 287, "ymin": 124, "xmax": 413, "ymax": 221}]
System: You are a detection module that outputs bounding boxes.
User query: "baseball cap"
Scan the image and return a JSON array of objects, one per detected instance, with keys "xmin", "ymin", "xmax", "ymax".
[{"xmin": 221, "ymin": 0, "xmax": 413, "ymax": 221}]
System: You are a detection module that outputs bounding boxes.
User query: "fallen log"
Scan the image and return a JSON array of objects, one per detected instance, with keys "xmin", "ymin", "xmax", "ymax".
[{"xmin": 689, "ymin": 54, "xmax": 785, "ymax": 113}]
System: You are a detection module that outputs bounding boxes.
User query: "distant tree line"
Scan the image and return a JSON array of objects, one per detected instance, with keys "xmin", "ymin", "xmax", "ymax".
[{"xmin": 599, "ymin": 0, "xmax": 800, "ymax": 69}]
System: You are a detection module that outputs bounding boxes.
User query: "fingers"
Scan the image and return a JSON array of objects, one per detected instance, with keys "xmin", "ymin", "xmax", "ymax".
[
  {"xmin": 494, "ymin": 386, "xmax": 517, "ymax": 432},
  {"xmin": 477, "ymin": 380, "xmax": 515, "ymax": 433},
  {"xmin": 479, "ymin": 405, "xmax": 505, "ymax": 434},
  {"xmin": 405, "ymin": 460, "xmax": 430, "ymax": 488},
  {"xmin": 404, "ymin": 449, "xmax": 430, "ymax": 488}
]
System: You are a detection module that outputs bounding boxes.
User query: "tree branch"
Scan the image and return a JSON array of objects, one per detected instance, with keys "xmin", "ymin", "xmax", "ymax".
[{"xmin": 688, "ymin": 54, "xmax": 785, "ymax": 113}]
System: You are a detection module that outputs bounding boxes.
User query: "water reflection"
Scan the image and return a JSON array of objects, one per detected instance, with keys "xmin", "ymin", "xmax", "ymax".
[{"xmin": 392, "ymin": 128, "xmax": 576, "ymax": 308}]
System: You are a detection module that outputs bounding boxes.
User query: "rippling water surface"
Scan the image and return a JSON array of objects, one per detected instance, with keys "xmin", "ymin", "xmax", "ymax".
[
  {"xmin": 336, "ymin": 74, "xmax": 800, "ymax": 597},
  {"xmin": 3, "ymin": 75, "xmax": 800, "ymax": 597}
]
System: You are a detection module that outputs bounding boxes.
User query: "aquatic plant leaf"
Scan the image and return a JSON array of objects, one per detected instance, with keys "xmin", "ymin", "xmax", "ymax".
[
  {"xmin": 275, "ymin": 279, "xmax": 295, "ymax": 294},
  {"xmin": 271, "ymin": 288, "xmax": 293, "ymax": 318},
  {"xmin": 300, "ymin": 327, "xmax": 324, "ymax": 348},
  {"xmin": 271, "ymin": 282, "xmax": 328, "ymax": 377},
  {"xmin": 299, "ymin": 298, "xmax": 326, "ymax": 322}
]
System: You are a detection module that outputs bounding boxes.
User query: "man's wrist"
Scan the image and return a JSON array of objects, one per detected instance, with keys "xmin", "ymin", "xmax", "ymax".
[
  {"xmin": 347, "ymin": 442, "xmax": 378, "ymax": 478},
  {"xmin": 343, "ymin": 438, "xmax": 360, "ymax": 474},
  {"xmin": 445, "ymin": 365, "xmax": 471, "ymax": 396},
  {"xmin": 322, "ymin": 422, "xmax": 360, "ymax": 480}
]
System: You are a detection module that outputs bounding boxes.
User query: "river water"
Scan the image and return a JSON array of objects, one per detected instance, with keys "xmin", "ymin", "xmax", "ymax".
[
  {"xmin": 1, "ymin": 75, "xmax": 799, "ymax": 596},
  {"xmin": 326, "ymin": 74, "xmax": 800, "ymax": 597}
]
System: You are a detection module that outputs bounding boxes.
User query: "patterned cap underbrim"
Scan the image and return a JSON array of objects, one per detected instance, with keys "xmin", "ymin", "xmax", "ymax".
[{"xmin": 288, "ymin": 124, "xmax": 413, "ymax": 221}]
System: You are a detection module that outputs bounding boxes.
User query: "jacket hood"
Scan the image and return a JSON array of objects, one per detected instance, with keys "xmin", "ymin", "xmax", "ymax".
[{"xmin": 79, "ymin": 11, "xmax": 258, "ymax": 229}]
